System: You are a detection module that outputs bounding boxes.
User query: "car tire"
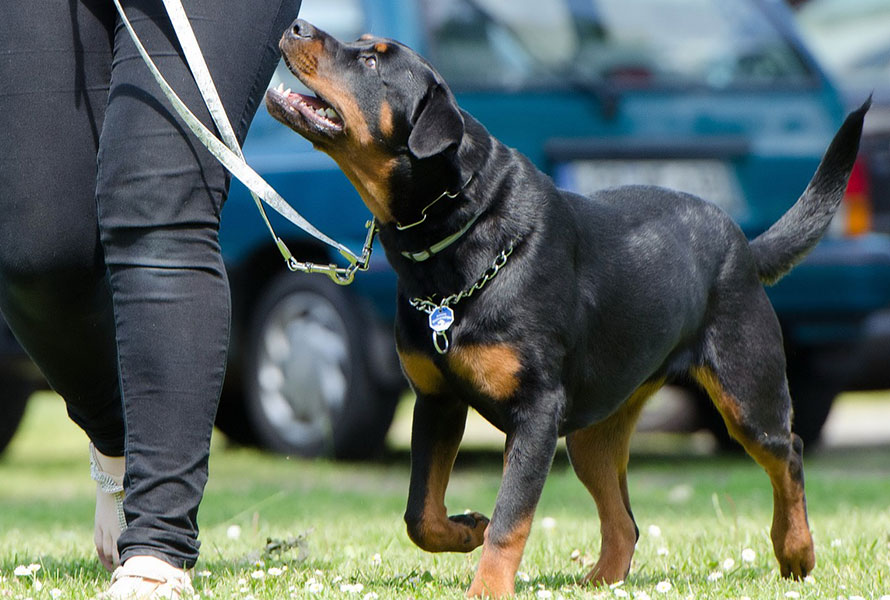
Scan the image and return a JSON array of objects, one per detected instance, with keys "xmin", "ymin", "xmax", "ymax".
[
  {"xmin": 215, "ymin": 379, "xmax": 258, "ymax": 447},
  {"xmin": 0, "ymin": 377, "xmax": 31, "ymax": 455},
  {"xmin": 784, "ymin": 349, "xmax": 841, "ymax": 447},
  {"xmin": 242, "ymin": 271, "xmax": 398, "ymax": 459}
]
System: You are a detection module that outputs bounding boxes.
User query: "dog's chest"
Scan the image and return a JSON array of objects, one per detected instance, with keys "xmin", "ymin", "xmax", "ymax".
[{"xmin": 398, "ymin": 343, "xmax": 522, "ymax": 402}]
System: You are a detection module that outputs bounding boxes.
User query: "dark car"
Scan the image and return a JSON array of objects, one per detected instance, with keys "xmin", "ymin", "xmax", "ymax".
[
  {"xmin": 795, "ymin": 0, "xmax": 890, "ymax": 393},
  {"xmin": 3, "ymin": 0, "xmax": 890, "ymax": 458}
]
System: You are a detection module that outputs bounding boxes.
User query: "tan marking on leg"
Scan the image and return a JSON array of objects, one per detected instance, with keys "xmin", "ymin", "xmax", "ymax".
[
  {"xmin": 691, "ymin": 366, "xmax": 815, "ymax": 579},
  {"xmin": 399, "ymin": 351, "xmax": 444, "ymax": 395},
  {"xmin": 467, "ymin": 514, "xmax": 533, "ymax": 598},
  {"xmin": 409, "ymin": 447, "xmax": 488, "ymax": 553},
  {"xmin": 448, "ymin": 344, "xmax": 521, "ymax": 401},
  {"xmin": 691, "ymin": 366, "xmax": 746, "ymax": 435},
  {"xmin": 567, "ymin": 381, "xmax": 663, "ymax": 586}
]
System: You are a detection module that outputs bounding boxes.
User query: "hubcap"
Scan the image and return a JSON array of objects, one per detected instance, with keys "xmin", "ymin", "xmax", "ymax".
[{"xmin": 254, "ymin": 290, "xmax": 350, "ymax": 452}]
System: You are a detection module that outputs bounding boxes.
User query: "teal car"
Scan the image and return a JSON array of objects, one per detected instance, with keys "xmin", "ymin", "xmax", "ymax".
[{"xmin": 2, "ymin": 0, "xmax": 888, "ymax": 458}]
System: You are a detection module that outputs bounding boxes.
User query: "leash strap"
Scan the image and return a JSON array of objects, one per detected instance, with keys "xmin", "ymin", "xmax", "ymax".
[{"xmin": 112, "ymin": 0, "xmax": 370, "ymax": 279}]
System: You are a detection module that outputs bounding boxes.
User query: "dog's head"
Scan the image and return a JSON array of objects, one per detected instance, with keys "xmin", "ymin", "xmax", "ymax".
[{"xmin": 266, "ymin": 19, "xmax": 465, "ymax": 223}]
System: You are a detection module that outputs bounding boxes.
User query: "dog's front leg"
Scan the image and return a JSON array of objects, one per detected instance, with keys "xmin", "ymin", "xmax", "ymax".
[
  {"xmin": 467, "ymin": 398, "xmax": 561, "ymax": 598},
  {"xmin": 404, "ymin": 393, "xmax": 489, "ymax": 552}
]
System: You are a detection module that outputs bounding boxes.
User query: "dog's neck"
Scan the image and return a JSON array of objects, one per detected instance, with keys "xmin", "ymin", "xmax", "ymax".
[
  {"xmin": 387, "ymin": 117, "xmax": 487, "ymax": 231},
  {"xmin": 380, "ymin": 116, "xmax": 488, "ymax": 247},
  {"xmin": 378, "ymin": 114, "xmax": 529, "ymax": 297}
]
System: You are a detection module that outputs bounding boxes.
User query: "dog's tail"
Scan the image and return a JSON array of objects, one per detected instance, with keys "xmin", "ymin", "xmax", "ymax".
[{"xmin": 750, "ymin": 98, "xmax": 870, "ymax": 285}]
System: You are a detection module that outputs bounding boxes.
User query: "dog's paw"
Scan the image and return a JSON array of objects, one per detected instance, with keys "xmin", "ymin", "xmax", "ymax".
[
  {"xmin": 449, "ymin": 512, "xmax": 489, "ymax": 550},
  {"xmin": 777, "ymin": 545, "xmax": 815, "ymax": 580},
  {"xmin": 773, "ymin": 520, "xmax": 815, "ymax": 580}
]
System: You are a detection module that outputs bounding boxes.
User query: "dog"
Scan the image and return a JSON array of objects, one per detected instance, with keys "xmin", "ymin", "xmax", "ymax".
[{"xmin": 265, "ymin": 19, "xmax": 868, "ymax": 598}]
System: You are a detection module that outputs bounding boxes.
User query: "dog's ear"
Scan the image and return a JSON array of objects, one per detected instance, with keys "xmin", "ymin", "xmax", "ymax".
[{"xmin": 408, "ymin": 83, "xmax": 464, "ymax": 159}]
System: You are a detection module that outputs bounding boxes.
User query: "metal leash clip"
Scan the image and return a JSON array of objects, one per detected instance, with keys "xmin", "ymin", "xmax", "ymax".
[{"xmin": 283, "ymin": 220, "xmax": 377, "ymax": 285}]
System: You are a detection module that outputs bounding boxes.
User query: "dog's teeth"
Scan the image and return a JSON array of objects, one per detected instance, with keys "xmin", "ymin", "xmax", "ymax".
[
  {"xmin": 324, "ymin": 108, "xmax": 340, "ymax": 120},
  {"xmin": 275, "ymin": 82, "xmax": 285, "ymax": 93},
  {"xmin": 284, "ymin": 88, "xmax": 292, "ymax": 96}
]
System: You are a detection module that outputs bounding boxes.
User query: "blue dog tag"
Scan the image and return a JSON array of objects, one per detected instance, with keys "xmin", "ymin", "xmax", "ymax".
[{"xmin": 429, "ymin": 306, "xmax": 454, "ymax": 332}]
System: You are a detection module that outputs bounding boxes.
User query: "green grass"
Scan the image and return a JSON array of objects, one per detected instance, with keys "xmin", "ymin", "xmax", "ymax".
[{"xmin": 1, "ymin": 393, "xmax": 889, "ymax": 599}]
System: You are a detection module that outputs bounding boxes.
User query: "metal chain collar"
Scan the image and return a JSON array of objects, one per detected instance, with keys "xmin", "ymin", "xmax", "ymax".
[{"xmin": 409, "ymin": 239, "xmax": 517, "ymax": 354}]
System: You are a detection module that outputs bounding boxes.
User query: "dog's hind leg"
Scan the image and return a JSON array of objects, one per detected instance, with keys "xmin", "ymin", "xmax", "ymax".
[
  {"xmin": 692, "ymin": 286, "xmax": 815, "ymax": 579},
  {"xmin": 566, "ymin": 381, "xmax": 662, "ymax": 586}
]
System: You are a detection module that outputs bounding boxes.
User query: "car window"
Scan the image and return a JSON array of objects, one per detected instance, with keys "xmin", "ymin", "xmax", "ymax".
[
  {"xmin": 797, "ymin": 0, "xmax": 890, "ymax": 86},
  {"xmin": 268, "ymin": 0, "xmax": 366, "ymax": 92},
  {"xmin": 422, "ymin": 0, "xmax": 816, "ymax": 90}
]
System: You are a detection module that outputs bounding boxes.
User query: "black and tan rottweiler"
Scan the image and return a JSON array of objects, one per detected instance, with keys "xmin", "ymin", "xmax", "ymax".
[{"xmin": 265, "ymin": 19, "xmax": 868, "ymax": 598}]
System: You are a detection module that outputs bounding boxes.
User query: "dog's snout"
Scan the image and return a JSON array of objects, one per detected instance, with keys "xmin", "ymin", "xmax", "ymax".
[{"xmin": 288, "ymin": 19, "xmax": 316, "ymax": 40}]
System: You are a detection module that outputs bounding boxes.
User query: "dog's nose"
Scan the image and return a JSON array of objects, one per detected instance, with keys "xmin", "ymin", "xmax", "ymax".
[{"xmin": 288, "ymin": 19, "xmax": 317, "ymax": 40}]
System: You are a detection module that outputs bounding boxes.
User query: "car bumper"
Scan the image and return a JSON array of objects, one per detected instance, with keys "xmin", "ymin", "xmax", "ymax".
[{"xmin": 766, "ymin": 233, "xmax": 890, "ymax": 388}]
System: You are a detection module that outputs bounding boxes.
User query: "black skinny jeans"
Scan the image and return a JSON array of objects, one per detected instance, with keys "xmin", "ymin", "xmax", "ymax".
[{"xmin": 0, "ymin": 0, "xmax": 299, "ymax": 567}]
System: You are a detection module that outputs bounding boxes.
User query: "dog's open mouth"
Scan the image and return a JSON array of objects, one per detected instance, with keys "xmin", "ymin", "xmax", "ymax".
[{"xmin": 265, "ymin": 82, "xmax": 344, "ymax": 137}]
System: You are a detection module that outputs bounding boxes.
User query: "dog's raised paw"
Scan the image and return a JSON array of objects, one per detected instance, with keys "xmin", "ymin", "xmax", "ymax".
[{"xmin": 449, "ymin": 512, "xmax": 489, "ymax": 549}]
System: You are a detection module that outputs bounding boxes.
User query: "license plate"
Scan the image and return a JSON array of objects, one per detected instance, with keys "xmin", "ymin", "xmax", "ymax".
[{"xmin": 554, "ymin": 159, "xmax": 743, "ymax": 216}]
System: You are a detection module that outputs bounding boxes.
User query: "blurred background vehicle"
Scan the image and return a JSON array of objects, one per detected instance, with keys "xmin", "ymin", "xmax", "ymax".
[
  {"xmin": 3, "ymin": 0, "xmax": 889, "ymax": 458},
  {"xmin": 794, "ymin": 0, "xmax": 890, "ymax": 396},
  {"xmin": 796, "ymin": 0, "xmax": 890, "ymax": 241}
]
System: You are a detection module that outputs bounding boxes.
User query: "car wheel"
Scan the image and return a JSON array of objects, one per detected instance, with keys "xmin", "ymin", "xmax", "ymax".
[
  {"xmin": 214, "ymin": 379, "xmax": 258, "ymax": 447},
  {"xmin": 784, "ymin": 349, "xmax": 841, "ymax": 447},
  {"xmin": 0, "ymin": 376, "xmax": 32, "ymax": 455},
  {"xmin": 242, "ymin": 272, "xmax": 398, "ymax": 459}
]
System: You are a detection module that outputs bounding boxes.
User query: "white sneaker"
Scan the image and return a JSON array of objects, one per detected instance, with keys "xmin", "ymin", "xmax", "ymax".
[
  {"xmin": 90, "ymin": 443, "xmax": 126, "ymax": 571},
  {"xmin": 105, "ymin": 556, "xmax": 194, "ymax": 599}
]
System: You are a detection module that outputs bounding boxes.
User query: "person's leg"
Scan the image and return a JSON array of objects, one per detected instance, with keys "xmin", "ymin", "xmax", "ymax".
[
  {"xmin": 0, "ymin": 0, "xmax": 128, "ymax": 572},
  {"xmin": 0, "ymin": 1, "xmax": 124, "ymax": 455},
  {"xmin": 98, "ymin": 0, "xmax": 299, "ymax": 569}
]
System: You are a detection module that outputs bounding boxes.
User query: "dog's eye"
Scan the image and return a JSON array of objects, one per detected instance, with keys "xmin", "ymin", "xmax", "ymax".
[{"xmin": 362, "ymin": 55, "xmax": 377, "ymax": 69}]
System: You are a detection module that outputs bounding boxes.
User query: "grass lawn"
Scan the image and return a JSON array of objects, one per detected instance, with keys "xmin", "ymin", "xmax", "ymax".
[{"xmin": 1, "ymin": 392, "xmax": 888, "ymax": 599}]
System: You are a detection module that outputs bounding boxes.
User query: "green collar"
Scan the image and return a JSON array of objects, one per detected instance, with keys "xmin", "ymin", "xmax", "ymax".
[
  {"xmin": 397, "ymin": 174, "xmax": 479, "ymax": 263},
  {"xmin": 400, "ymin": 210, "xmax": 484, "ymax": 262}
]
